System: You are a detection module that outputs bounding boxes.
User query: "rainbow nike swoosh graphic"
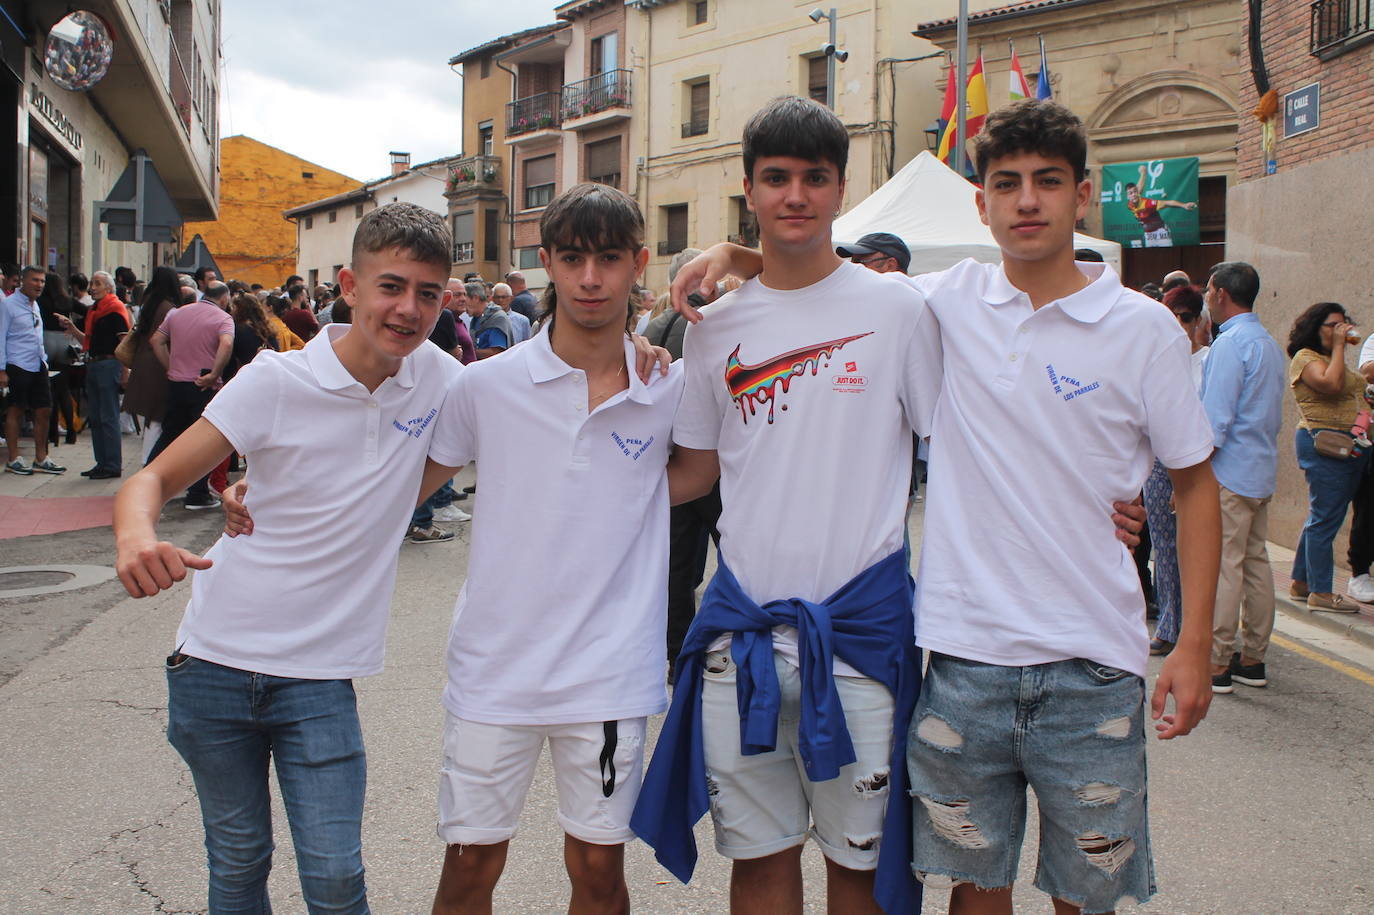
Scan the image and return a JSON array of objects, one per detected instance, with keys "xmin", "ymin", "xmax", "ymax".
[{"xmin": 724, "ymin": 332, "xmax": 872, "ymax": 424}]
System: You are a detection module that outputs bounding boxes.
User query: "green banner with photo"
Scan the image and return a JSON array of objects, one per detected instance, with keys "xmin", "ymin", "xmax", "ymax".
[{"xmin": 1100, "ymin": 157, "xmax": 1200, "ymax": 248}]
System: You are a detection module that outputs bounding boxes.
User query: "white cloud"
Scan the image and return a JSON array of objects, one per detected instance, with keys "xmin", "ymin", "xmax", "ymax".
[
  {"xmin": 222, "ymin": 61, "xmax": 463, "ymax": 180},
  {"xmin": 219, "ymin": 1, "xmax": 557, "ymax": 180}
]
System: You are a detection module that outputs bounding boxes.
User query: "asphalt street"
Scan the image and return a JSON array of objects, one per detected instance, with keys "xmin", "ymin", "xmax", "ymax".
[{"xmin": 1, "ymin": 460, "xmax": 1372, "ymax": 913}]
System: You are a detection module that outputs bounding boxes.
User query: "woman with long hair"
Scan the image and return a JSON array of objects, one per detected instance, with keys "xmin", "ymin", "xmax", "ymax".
[
  {"xmin": 1142, "ymin": 285, "xmax": 1210, "ymax": 655},
  {"xmin": 121, "ymin": 266, "xmax": 181, "ymax": 462},
  {"xmin": 1287, "ymin": 302, "xmax": 1370, "ymax": 612},
  {"xmin": 38, "ymin": 272, "xmax": 79, "ymax": 446}
]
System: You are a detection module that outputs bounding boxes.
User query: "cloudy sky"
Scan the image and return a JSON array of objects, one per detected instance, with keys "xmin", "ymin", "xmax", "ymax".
[{"xmin": 219, "ymin": 1, "xmax": 558, "ymax": 181}]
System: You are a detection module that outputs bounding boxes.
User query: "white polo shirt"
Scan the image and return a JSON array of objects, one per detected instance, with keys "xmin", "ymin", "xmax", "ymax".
[
  {"xmin": 673, "ymin": 260, "xmax": 942, "ymax": 667},
  {"xmin": 176, "ymin": 324, "xmax": 464, "ymax": 679},
  {"xmin": 427, "ymin": 329, "xmax": 684, "ymax": 726},
  {"xmin": 912, "ymin": 259, "xmax": 1214, "ymax": 678}
]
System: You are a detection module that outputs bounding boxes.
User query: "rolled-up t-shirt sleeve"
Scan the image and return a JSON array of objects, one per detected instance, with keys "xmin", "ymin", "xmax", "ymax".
[
  {"xmin": 671, "ymin": 322, "xmax": 723, "ymax": 450},
  {"xmin": 201, "ymin": 357, "xmax": 279, "ymax": 455},
  {"xmin": 1144, "ymin": 335, "xmax": 1215, "ymax": 469}
]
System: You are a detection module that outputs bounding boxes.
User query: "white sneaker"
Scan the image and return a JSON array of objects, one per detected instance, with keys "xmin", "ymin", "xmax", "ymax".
[
  {"xmin": 1346, "ymin": 573, "xmax": 1374, "ymax": 603},
  {"xmin": 432, "ymin": 505, "xmax": 471, "ymax": 523}
]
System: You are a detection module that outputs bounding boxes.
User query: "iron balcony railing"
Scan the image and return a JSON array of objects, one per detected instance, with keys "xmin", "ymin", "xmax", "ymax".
[
  {"xmin": 506, "ymin": 92, "xmax": 561, "ymax": 136},
  {"xmin": 561, "ymin": 69, "xmax": 632, "ymax": 120},
  {"xmin": 1311, "ymin": 0, "xmax": 1373, "ymax": 53}
]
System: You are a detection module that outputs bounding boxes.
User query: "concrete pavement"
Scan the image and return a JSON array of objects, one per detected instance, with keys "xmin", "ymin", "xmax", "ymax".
[{"xmin": 2, "ymin": 448, "xmax": 1374, "ymax": 912}]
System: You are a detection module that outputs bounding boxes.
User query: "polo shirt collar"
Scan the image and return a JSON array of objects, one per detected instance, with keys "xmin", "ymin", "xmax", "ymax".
[
  {"xmin": 305, "ymin": 323, "xmax": 418, "ymax": 392},
  {"xmin": 980, "ymin": 261, "xmax": 1118, "ymax": 324},
  {"xmin": 525, "ymin": 327, "xmax": 652, "ymax": 404}
]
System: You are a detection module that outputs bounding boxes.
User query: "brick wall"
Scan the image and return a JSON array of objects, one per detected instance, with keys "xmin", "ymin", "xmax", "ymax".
[{"xmin": 1238, "ymin": 4, "xmax": 1374, "ymax": 181}]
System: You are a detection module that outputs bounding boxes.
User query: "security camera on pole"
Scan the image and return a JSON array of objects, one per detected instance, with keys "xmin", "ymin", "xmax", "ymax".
[{"xmin": 808, "ymin": 8, "xmax": 848, "ymax": 109}]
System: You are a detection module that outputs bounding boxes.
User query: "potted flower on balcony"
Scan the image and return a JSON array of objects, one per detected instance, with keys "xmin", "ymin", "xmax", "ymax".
[
  {"xmin": 481, "ymin": 166, "xmax": 497, "ymax": 184},
  {"xmin": 537, "ymin": 113, "xmax": 555, "ymax": 129}
]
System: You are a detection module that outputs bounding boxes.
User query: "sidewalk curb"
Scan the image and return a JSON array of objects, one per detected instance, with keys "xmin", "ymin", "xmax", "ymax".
[{"xmin": 1274, "ymin": 592, "xmax": 1374, "ymax": 650}]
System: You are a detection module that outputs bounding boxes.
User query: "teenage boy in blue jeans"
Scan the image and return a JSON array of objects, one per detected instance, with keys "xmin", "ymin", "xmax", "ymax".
[{"xmin": 114, "ymin": 203, "xmax": 467, "ymax": 914}]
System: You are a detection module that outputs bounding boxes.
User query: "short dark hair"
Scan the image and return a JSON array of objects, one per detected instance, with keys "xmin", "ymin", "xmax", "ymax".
[
  {"xmin": 266, "ymin": 294, "xmax": 289, "ymax": 317},
  {"xmin": 1288, "ymin": 302, "xmax": 1348, "ymax": 358},
  {"xmin": 1, "ymin": 263, "xmax": 18, "ymax": 278},
  {"xmin": 539, "ymin": 182, "xmax": 645, "ymax": 257},
  {"xmin": 1163, "ymin": 284, "xmax": 1204, "ymax": 318},
  {"xmin": 69, "ymin": 272, "xmax": 88, "ymax": 292},
  {"xmin": 538, "ymin": 182, "xmax": 646, "ymax": 326},
  {"xmin": 1074, "ymin": 247, "xmax": 1103, "ymax": 263},
  {"xmin": 193, "ymin": 266, "xmax": 215, "ymax": 283},
  {"xmin": 974, "ymin": 99, "xmax": 1087, "ymax": 184},
  {"xmin": 1140, "ymin": 282, "xmax": 1164, "ymax": 301},
  {"xmin": 1208, "ymin": 261, "xmax": 1259, "ymax": 310},
  {"xmin": 285, "ymin": 274, "xmax": 303, "ymax": 286},
  {"xmin": 742, "ymin": 95, "xmax": 849, "ymax": 182},
  {"xmin": 350, "ymin": 201, "xmax": 451, "ymax": 271},
  {"xmin": 286, "ymin": 283, "xmax": 306, "ymax": 301}
]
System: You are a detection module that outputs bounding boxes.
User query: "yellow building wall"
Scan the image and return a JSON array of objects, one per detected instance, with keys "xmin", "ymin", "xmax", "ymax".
[{"xmin": 182, "ymin": 136, "xmax": 361, "ymax": 288}]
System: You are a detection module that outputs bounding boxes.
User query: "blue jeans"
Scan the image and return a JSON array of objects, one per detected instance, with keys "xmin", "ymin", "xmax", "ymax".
[
  {"xmin": 85, "ymin": 358, "xmax": 123, "ymax": 472},
  {"xmin": 1142, "ymin": 461, "xmax": 1180, "ymax": 643},
  {"xmin": 166, "ymin": 656, "xmax": 370, "ymax": 914},
  {"xmin": 411, "ymin": 478, "xmax": 454, "ymax": 527},
  {"xmin": 1293, "ymin": 428, "xmax": 1370, "ymax": 593},
  {"xmin": 908, "ymin": 654, "xmax": 1153, "ymax": 913}
]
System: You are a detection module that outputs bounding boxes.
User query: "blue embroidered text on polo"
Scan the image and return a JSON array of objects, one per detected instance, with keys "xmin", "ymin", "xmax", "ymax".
[{"xmin": 393, "ymin": 408, "xmax": 438, "ymax": 438}]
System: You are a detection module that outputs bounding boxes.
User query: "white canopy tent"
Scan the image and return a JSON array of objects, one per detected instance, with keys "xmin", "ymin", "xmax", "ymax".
[{"xmin": 833, "ymin": 150, "xmax": 1121, "ymax": 275}]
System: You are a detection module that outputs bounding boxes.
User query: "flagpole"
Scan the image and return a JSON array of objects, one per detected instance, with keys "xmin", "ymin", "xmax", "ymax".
[{"xmin": 955, "ymin": 0, "xmax": 968, "ymax": 175}]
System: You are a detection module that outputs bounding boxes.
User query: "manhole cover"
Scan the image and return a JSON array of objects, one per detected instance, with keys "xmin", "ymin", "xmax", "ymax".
[
  {"xmin": 0, "ymin": 570, "xmax": 74, "ymax": 589},
  {"xmin": 0, "ymin": 565, "xmax": 117, "ymax": 598}
]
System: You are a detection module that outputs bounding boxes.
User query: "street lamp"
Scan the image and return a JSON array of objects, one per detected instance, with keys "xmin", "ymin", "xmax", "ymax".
[{"xmin": 808, "ymin": 8, "xmax": 847, "ymax": 109}]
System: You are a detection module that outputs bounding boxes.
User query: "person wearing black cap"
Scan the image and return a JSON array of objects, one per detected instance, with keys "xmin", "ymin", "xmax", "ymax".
[{"xmin": 835, "ymin": 231, "xmax": 911, "ymax": 275}]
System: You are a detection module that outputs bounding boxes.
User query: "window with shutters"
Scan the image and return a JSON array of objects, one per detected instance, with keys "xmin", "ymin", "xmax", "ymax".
[
  {"xmin": 660, "ymin": 204, "xmax": 688, "ymax": 255},
  {"xmin": 682, "ymin": 79, "xmax": 710, "ymax": 137},
  {"xmin": 807, "ymin": 56, "xmax": 828, "ymax": 104},
  {"xmin": 452, "ymin": 211, "xmax": 475, "ymax": 263},
  {"xmin": 523, "ymin": 154, "xmax": 556, "ymax": 209},
  {"xmin": 586, "ymin": 137, "xmax": 622, "ymax": 189}
]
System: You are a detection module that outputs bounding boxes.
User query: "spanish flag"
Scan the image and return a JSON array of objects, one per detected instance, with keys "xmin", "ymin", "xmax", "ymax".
[
  {"xmin": 935, "ymin": 61, "xmax": 958, "ymax": 163},
  {"xmin": 937, "ymin": 51, "xmax": 991, "ymax": 164},
  {"xmin": 966, "ymin": 52, "xmax": 989, "ymax": 135}
]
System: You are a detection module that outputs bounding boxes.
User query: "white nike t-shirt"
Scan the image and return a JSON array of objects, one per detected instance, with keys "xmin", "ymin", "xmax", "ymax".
[{"xmin": 673, "ymin": 260, "xmax": 942, "ymax": 666}]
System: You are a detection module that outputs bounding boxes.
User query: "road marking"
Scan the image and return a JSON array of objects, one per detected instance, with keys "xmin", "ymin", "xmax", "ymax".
[{"xmin": 1271, "ymin": 633, "xmax": 1374, "ymax": 687}]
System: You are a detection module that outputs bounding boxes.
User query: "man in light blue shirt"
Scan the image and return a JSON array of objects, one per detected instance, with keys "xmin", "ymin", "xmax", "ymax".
[
  {"xmin": 492, "ymin": 283, "xmax": 531, "ymax": 344},
  {"xmin": 1, "ymin": 266, "xmax": 66, "ymax": 474},
  {"xmin": 1199, "ymin": 261, "xmax": 1284, "ymax": 693}
]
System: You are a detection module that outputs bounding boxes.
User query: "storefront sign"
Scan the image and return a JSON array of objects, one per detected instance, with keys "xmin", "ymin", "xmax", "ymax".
[
  {"xmin": 1100, "ymin": 157, "xmax": 1201, "ymax": 249},
  {"xmin": 28, "ymin": 83, "xmax": 83, "ymax": 151},
  {"xmin": 1282, "ymin": 83, "xmax": 1320, "ymax": 139}
]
